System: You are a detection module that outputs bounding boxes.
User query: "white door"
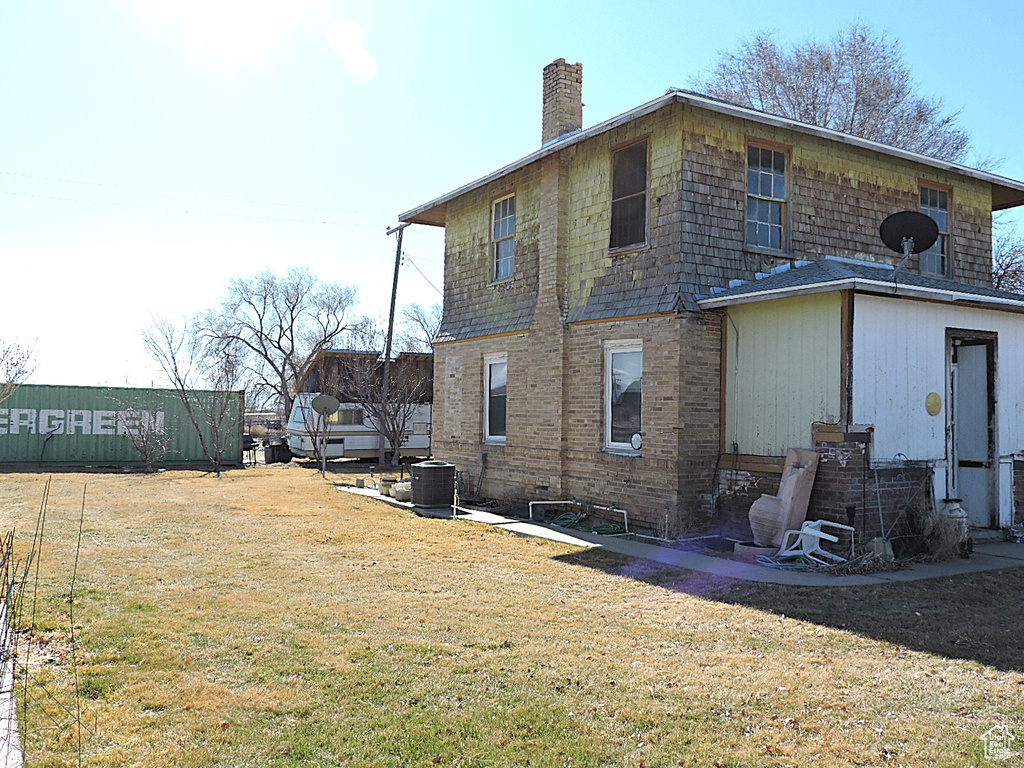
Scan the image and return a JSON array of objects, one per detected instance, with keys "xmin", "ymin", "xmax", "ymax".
[{"xmin": 950, "ymin": 340, "xmax": 995, "ymax": 528}]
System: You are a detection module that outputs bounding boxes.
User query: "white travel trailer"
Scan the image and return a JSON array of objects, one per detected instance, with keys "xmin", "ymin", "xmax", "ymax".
[{"xmin": 286, "ymin": 392, "xmax": 432, "ymax": 460}]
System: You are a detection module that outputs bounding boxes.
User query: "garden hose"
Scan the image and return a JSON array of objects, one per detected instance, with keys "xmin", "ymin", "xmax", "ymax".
[
  {"xmin": 550, "ymin": 512, "xmax": 581, "ymax": 528},
  {"xmin": 580, "ymin": 522, "xmax": 626, "ymax": 535}
]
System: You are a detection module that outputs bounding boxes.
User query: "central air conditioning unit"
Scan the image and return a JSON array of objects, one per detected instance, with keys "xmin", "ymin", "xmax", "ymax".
[{"xmin": 411, "ymin": 460, "xmax": 456, "ymax": 507}]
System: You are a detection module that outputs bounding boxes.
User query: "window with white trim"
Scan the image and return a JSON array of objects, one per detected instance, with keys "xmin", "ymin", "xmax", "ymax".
[
  {"xmin": 604, "ymin": 342, "xmax": 642, "ymax": 451},
  {"xmin": 746, "ymin": 144, "xmax": 786, "ymax": 250},
  {"xmin": 492, "ymin": 195, "xmax": 515, "ymax": 281},
  {"xmin": 484, "ymin": 354, "xmax": 507, "ymax": 443},
  {"xmin": 920, "ymin": 185, "xmax": 950, "ymax": 276}
]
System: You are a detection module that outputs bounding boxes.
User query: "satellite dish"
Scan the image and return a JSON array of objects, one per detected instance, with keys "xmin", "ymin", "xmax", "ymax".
[
  {"xmin": 310, "ymin": 394, "xmax": 341, "ymax": 477},
  {"xmin": 311, "ymin": 394, "xmax": 341, "ymax": 416},
  {"xmin": 630, "ymin": 432, "xmax": 643, "ymax": 451},
  {"xmin": 880, "ymin": 211, "xmax": 939, "ymax": 256}
]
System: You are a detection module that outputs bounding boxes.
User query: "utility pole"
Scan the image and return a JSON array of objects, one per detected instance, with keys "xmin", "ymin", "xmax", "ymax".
[{"xmin": 380, "ymin": 222, "xmax": 409, "ymax": 465}]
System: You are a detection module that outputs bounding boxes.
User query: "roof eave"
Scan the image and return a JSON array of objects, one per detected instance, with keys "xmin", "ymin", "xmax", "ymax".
[
  {"xmin": 399, "ymin": 89, "xmax": 1024, "ymax": 226},
  {"xmin": 398, "ymin": 91, "xmax": 679, "ymax": 225},
  {"xmin": 403, "ymin": 206, "xmax": 447, "ymax": 227},
  {"xmin": 666, "ymin": 89, "xmax": 1024, "ymax": 203},
  {"xmin": 697, "ymin": 279, "xmax": 859, "ymax": 309},
  {"xmin": 697, "ymin": 278, "xmax": 1024, "ymax": 311}
]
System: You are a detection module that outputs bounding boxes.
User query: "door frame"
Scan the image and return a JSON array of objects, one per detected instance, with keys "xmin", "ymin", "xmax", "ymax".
[{"xmin": 946, "ymin": 328, "xmax": 998, "ymax": 528}]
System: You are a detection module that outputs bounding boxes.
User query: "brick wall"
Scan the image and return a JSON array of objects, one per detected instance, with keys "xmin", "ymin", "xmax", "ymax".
[
  {"xmin": 809, "ymin": 424, "xmax": 939, "ymax": 553},
  {"xmin": 714, "ymin": 440, "xmax": 873, "ymax": 537},
  {"xmin": 807, "ymin": 437, "xmax": 870, "ymax": 528},
  {"xmin": 559, "ymin": 313, "xmax": 722, "ymax": 537},
  {"xmin": 675, "ymin": 312, "xmax": 723, "ymax": 530},
  {"xmin": 712, "ymin": 428, "xmax": 940, "ymax": 554},
  {"xmin": 542, "ymin": 59, "xmax": 583, "ymax": 145},
  {"xmin": 713, "ymin": 464, "xmax": 782, "ymax": 531},
  {"xmin": 431, "ymin": 310, "xmax": 721, "ymax": 537}
]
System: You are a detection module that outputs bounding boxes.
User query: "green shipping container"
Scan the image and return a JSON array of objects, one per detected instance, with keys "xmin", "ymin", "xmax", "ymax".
[{"xmin": 0, "ymin": 384, "xmax": 243, "ymax": 467}]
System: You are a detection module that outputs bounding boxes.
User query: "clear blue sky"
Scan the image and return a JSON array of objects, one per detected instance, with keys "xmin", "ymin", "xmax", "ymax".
[{"xmin": 2, "ymin": 0, "xmax": 1022, "ymax": 387}]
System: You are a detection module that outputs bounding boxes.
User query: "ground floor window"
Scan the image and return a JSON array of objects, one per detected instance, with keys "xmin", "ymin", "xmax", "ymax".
[
  {"xmin": 484, "ymin": 354, "xmax": 507, "ymax": 443},
  {"xmin": 604, "ymin": 341, "xmax": 642, "ymax": 451}
]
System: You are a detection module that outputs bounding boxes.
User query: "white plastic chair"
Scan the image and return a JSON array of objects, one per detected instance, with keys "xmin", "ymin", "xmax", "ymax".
[{"xmin": 776, "ymin": 520, "xmax": 855, "ymax": 565}]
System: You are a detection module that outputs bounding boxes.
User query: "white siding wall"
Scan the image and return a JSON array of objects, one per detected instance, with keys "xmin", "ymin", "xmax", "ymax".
[
  {"xmin": 852, "ymin": 294, "xmax": 1024, "ymax": 466},
  {"xmin": 725, "ymin": 293, "xmax": 843, "ymax": 455}
]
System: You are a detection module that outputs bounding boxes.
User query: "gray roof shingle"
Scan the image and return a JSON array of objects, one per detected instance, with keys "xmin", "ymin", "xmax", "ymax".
[{"xmin": 697, "ymin": 256, "xmax": 1024, "ymax": 308}]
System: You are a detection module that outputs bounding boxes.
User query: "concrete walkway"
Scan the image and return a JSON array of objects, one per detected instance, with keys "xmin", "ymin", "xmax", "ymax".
[
  {"xmin": 457, "ymin": 508, "xmax": 1024, "ymax": 586},
  {"xmin": 342, "ymin": 487, "xmax": 1024, "ymax": 586}
]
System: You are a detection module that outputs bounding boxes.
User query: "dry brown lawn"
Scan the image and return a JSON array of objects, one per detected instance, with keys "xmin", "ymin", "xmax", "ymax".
[{"xmin": 0, "ymin": 463, "xmax": 1021, "ymax": 767}]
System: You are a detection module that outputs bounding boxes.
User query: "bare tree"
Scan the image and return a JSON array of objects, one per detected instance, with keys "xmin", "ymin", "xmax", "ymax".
[
  {"xmin": 0, "ymin": 341, "xmax": 34, "ymax": 407},
  {"xmin": 201, "ymin": 267, "xmax": 359, "ymax": 419},
  {"xmin": 696, "ymin": 24, "xmax": 971, "ymax": 163},
  {"xmin": 108, "ymin": 392, "xmax": 170, "ymax": 472},
  {"xmin": 296, "ymin": 353, "xmax": 349, "ymax": 464},
  {"xmin": 197, "ymin": 339, "xmax": 246, "ymax": 473},
  {"xmin": 993, "ymin": 226, "xmax": 1024, "ymax": 293},
  {"xmin": 336, "ymin": 353, "xmax": 429, "ymax": 465},
  {"xmin": 337, "ymin": 314, "xmax": 385, "ymax": 353},
  {"xmin": 398, "ymin": 302, "xmax": 442, "ymax": 352},
  {"xmin": 143, "ymin": 317, "xmax": 243, "ymax": 475}
]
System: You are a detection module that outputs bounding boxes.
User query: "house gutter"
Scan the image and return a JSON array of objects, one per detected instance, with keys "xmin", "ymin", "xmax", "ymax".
[{"xmin": 696, "ymin": 278, "xmax": 1024, "ymax": 312}]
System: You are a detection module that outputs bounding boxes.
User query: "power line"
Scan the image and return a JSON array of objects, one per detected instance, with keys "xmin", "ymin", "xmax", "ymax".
[
  {"xmin": 0, "ymin": 189, "xmax": 389, "ymax": 228},
  {"xmin": 0, "ymin": 168, "xmax": 390, "ymax": 217},
  {"xmin": 402, "ymin": 252, "xmax": 443, "ymax": 296},
  {"xmin": 0, "ymin": 189, "xmax": 125, "ymax": 208}
]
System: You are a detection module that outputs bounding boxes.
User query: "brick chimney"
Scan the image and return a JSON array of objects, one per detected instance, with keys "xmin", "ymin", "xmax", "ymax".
[{"xmin": 542, "ymin": 59, "xmax": 582, "ymax": 145}]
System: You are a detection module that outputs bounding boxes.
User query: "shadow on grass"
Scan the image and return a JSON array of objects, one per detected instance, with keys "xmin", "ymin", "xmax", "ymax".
[{"xmin": 554, "ymin": 547, "xmax": 1024, "ymax": 673}]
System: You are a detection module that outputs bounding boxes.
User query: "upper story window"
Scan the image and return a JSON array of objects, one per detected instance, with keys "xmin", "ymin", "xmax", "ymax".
[
  {"xmin": 746, "ymin": 145, "xmax": 787, "ymax": 251},
  {"xmin": 920, "ymin": 185, "xmax": 950, "ymax": 276},
  {"xmin": 484, "ymin": 354, "xmax": 507, "ymax": 443},
  {"xmin": 492, "ymin": 195, "xmax": 515, "ymax": 281},
  {"xmin": 610, "ymin": 141, "xmax": 648, "ymax": 250},
  {"xmin": 604, "ymin": 341, "xmax": 642, "ymax": 452}
]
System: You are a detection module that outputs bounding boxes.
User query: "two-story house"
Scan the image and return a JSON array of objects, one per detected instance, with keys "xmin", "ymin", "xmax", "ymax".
[{"xmin": 400, "ymin": 59, "xmax": 1024, "ymax": 542}]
